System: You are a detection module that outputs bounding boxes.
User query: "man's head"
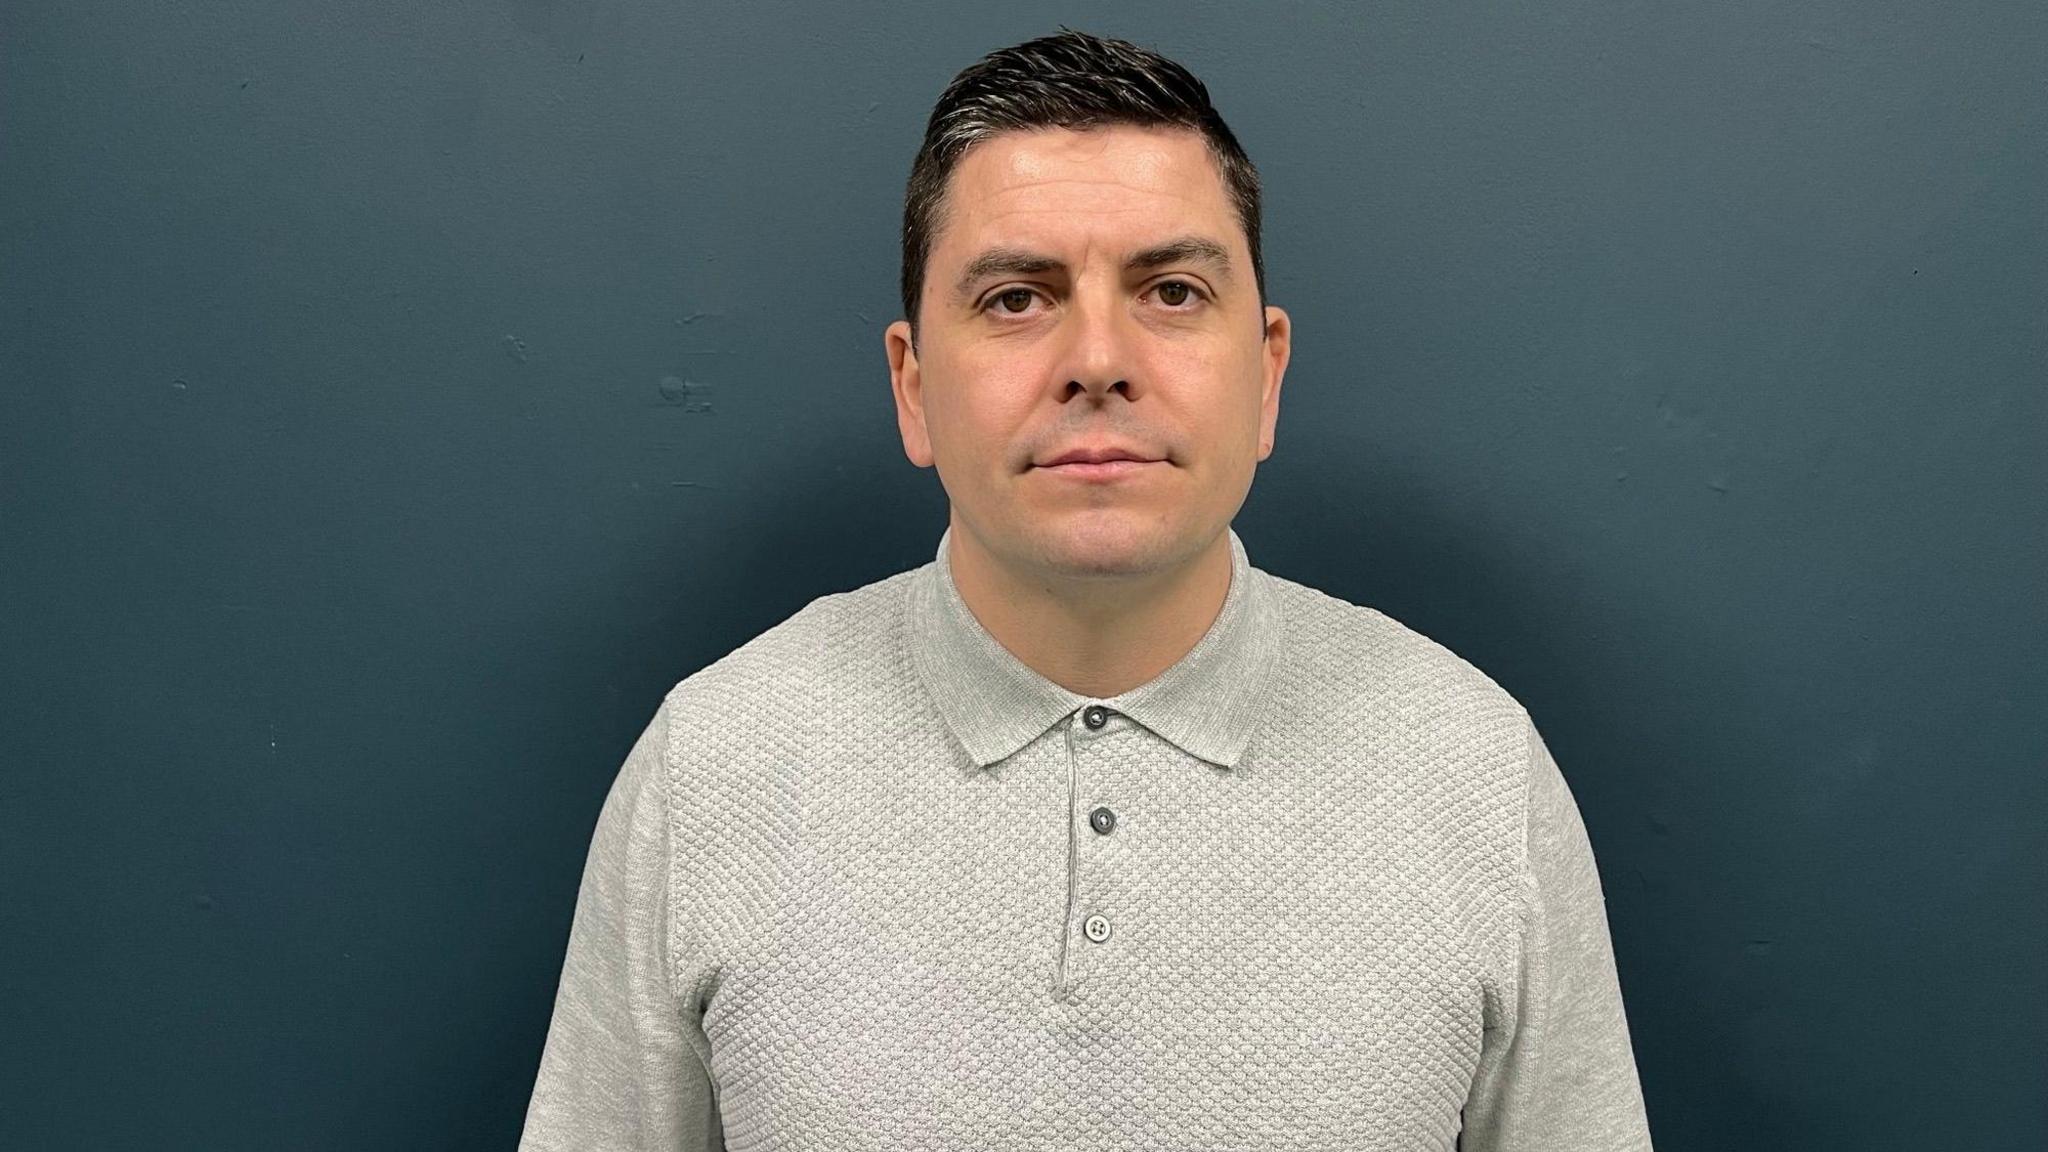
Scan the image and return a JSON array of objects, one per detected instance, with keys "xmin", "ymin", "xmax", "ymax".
[{"xmin": 886, "ymin": 28, "xmax": 1289, "ymax": 590}]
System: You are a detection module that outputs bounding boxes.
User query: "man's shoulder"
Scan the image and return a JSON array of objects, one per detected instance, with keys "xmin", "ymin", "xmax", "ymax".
[
  {"xmin": 653, "ymin": 562, "xmax": 922, "ymax": 732},
  {"xmin": 1260, "ymin": 568, "xmax": 1531, "ymax": 739},
  {"xmin": 1257, "ymin": 570, "xmax": 1537, "ymax": 904}
]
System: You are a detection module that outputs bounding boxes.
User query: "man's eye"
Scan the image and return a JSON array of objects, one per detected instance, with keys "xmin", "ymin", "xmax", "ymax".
[
  {"xmin": 982, "ymin": 281, "xmax": 1208, "ymax": 316},
  {"xmin": 988, "ymin": 288, "xmax": 1038, "ymax": 315}
]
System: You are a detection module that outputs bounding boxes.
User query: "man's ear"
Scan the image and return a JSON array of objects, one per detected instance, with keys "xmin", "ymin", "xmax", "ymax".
[
  {"xmin": 1257, "ymin": 305, "xmax": 1290, "ymax": 462},
  {"xmin": 886, "ymin": 319, "xmax": 934, "ymax": 469}
]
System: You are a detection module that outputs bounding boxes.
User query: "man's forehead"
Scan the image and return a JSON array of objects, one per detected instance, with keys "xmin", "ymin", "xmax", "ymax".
[
  {"xmin": 949, "ymin": 124, "xmax": 1222, "ymax": 206},
  {"xmin": 969, "ymin": 124, "xmax": 1195, "ymax": 178},
  {"xmin": 937, "ymin": 128, "xmax": 1238, "ymax": 260}
]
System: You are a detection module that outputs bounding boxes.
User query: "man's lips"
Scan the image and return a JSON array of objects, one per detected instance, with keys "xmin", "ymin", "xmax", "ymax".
[
  {"xmin": 1037, "ymin": 442, "xmax": 1164, "ymax": 467},
  {"xmin": 1035, "ymin": 458, "xmax": 1162, "ymax": 481}
]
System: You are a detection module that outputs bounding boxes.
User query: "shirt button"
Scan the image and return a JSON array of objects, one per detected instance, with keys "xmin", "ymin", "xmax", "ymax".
[
  {"xmin": 1088, "ymin": 806, "xmax": 1117, "ymax": 834},
  {"xmin": 1082, "ymin": 705, "xmax": 1110, "ymax": 729},
  {"xmin": 1082, "ymin": 913, "xmax": 1112, "ymax": 943}
]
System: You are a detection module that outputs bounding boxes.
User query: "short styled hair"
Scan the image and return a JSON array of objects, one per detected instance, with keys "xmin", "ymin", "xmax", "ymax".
[{"xmin": 899, "ymin": 27, "xmax": 1266, "ymax": 351}]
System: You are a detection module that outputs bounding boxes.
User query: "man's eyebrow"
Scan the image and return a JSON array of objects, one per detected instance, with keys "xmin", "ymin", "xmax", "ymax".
[{"xmin": 950, "ymin": 234, "xmax": 1235, "ymax": 305}]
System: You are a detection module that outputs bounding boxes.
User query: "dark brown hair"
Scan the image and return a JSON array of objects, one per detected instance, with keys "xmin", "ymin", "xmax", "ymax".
[{"xmin": 900, "ymin": 27, "xmax": 1265, "ymax": 352}]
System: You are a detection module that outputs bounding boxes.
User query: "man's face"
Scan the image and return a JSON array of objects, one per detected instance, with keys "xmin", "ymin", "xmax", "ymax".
[{"xmin": 886, "ymin": 123, "xmax": 1289, "ymax": 583}]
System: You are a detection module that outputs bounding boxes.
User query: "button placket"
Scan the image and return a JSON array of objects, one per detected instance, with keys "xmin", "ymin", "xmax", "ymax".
[{"xmin": 1057, "ymin": 703, "xmax": 1125, "ymax": 1000}]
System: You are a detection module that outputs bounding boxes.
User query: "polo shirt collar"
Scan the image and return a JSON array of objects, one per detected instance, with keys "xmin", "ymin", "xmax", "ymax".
[{"xmin": 907, "ymin": 524, "xmax": 1283, "ymax": 772}]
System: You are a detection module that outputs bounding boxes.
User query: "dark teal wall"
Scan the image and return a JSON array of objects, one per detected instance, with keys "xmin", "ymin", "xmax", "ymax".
[{"xmin": 3, "ymin": 3, "xmax": 2041, "ymax": 1148}]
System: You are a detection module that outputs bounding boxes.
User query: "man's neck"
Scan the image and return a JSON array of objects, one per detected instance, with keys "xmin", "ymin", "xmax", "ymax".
[{"xmin": 946, "ymin": 520, "xmax": 1233, "ymax": 700}]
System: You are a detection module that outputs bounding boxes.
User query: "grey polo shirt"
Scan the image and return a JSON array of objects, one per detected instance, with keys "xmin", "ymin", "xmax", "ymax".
[{"xmin": 519, "ymin": 526, "xmax": 1654, "ymax": 1151}]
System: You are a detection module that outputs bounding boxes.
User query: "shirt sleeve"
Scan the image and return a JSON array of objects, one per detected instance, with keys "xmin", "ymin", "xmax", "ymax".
[
  {"xmin": 1459, "ymin": 717, "xmax": 1654, "ymax": 1151},
  {"xmin": 518, "ymin": 694, "xmax": 725, "ymax": 1151}
]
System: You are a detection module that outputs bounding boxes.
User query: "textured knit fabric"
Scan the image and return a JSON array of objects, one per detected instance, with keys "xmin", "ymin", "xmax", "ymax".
[{"xmin": 519, "ymin": 525, "xmax": 1655, "ymax": 1151}]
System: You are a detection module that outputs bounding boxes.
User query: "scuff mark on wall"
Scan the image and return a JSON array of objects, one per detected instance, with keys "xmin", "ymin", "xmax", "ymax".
[{"xmin": 657, "ymin": 375, "xmax": 713, "ymax": 411}]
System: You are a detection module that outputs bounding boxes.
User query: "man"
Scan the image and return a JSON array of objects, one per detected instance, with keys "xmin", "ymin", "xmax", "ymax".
[{"xmin": 520, "ymin": 27, "xmax": 1654, "ymax": 1151}]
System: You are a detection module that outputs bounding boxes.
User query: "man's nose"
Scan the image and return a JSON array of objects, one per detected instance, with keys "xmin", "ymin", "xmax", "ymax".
[{"xmin": 1057, "ymin": 284, "xmax": 1139, "ymax": 398}]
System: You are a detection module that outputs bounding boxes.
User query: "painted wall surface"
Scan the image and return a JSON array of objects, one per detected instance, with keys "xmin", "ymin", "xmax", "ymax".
[{"xmin": 3, "ymin": 3, "xmax": 2041, "ymax": 1148}]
